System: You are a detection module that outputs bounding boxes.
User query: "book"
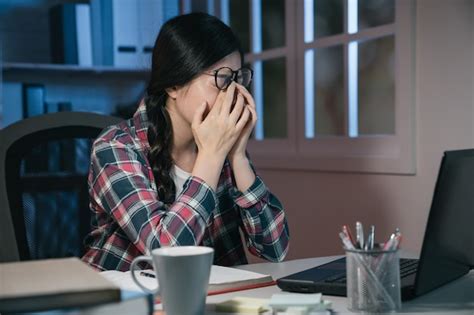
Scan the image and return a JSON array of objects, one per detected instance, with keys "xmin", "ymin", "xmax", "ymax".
[
  {"xmin": 1, "ymin": 82, "xmax": 23, "ymax": 128},
  {"xmin": 0, "ymin": 257, "xmax": 121, "ymax": 313},
  {"xmin": 71, "ymin": 289, "xmax": 153, "ymax": 315},
  {"xmin": 22, "ymin": 83, "xmax": 45, "ymax": 118},
  {"xmin": 100, "ymin": 264, "xmax": 275, "ymax": 301},
  {"xmin": 49, "ymin": 3, "xmax": 93, "ymax": 66},
  {"xmin": 30, "ymin": 290, "xmax": 153, "ymax": 315}
]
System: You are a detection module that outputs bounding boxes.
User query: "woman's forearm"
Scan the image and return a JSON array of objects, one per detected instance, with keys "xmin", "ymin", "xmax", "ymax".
[
  {"xmin": 230, "ymin": 155, "xmax": 255, "ymax": 192},
  {"xmin": 192, "ymin": 151, "xmax": 226, "ymax": 191}
]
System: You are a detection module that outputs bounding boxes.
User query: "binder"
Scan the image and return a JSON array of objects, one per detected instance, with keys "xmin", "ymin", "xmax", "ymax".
[
  {"xmin": 1, "ymin": 83, "xmax": 24, "ymax": 127},
  {"xmin": 49, "ymin": 4, "xmax": 93, "ymax": 66},
  {"xmin": 137, "ymin": 0, "xmax": 162, "ymax": 68},
  {"xmin": 91, "ymin": 0, "xmax": 140, "ymax": 67},
  {"xmin": 22, "ymin": 84, "xmax": 45, "ymax": 118},
  {"xmin": 162, "ymin": 1, "xmax": 179, "ymax": 26},
  {"xmin": 137, "ymin": 0, "xmax": 179, "ymax": 68},
  {"xmin": 92, "ymin": 0, "xmax": 179, "ymax": 68},
  {"xmin": 76, "ymin": 4, "xmax": 93, "ymax": 66}
]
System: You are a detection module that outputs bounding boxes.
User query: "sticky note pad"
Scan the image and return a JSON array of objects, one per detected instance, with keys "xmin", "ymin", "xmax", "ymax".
[
  {"xmin": 215, "ymin": 297, "xmax": 269, "ymax": 314},
  {"xmin": 269, "ymin": 293, "xmax": 322, "ymax": 308},
  {"xmin": 275, "ymin": 306, "xmax": 310, "ymax": 315}
]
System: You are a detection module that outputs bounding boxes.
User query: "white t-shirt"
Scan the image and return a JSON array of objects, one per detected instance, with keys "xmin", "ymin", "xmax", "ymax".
[{"xmin": 170, "ymin": 164, "xmax": 192, "ymax": 198}]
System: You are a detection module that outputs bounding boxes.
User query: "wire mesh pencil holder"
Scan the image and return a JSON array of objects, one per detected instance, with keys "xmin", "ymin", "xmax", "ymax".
[{"xmin": 345, "ymin": 247, "xmax": 401, "ymax": 313}]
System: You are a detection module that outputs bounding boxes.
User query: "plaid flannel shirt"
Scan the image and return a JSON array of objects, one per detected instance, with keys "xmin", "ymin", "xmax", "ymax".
[{"xmin": 81, "ymin": 102, "xmax": 290, "ymax": 271}]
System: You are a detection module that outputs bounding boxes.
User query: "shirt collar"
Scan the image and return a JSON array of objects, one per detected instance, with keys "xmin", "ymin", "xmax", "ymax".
[{"xmin": 133, "ymin": 99, "xmax": 151, "ymax": 152}]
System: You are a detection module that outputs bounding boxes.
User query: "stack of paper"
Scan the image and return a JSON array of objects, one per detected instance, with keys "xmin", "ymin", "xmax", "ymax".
[{"xmin": 100, "ymin": 265, "xmax": 275, "ymax": 296}]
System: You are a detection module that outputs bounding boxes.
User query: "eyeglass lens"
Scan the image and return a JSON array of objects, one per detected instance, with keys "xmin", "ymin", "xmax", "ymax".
[{"xmin": 215, "ymin": 68, "xmax": 252, "ymax": 90}]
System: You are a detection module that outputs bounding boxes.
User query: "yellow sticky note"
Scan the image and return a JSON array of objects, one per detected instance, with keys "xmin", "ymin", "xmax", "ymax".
[{"xmin": 215, "ymin": 297, "xmax": 269, "ymax": 314}]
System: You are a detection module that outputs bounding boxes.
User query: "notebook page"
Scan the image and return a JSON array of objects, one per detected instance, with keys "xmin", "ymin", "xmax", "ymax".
[
  {"xmin": 100, "ymin": 265, "xmax": 271, "ymax": 291},
  {"xmin": 209, "ymin": 265, "xmax": 271, "ymax": 284}
]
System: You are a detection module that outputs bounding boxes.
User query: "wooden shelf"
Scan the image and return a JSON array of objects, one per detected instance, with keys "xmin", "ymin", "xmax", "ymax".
[{"xmin": 2, "ymin": 62, "xmax": 150, "ymax": 79}]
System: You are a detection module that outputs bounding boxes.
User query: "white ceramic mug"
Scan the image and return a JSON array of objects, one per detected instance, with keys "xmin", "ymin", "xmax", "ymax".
[{"xmin": 130, "ymin": 246, "xmax": 214, "ymax": 315}]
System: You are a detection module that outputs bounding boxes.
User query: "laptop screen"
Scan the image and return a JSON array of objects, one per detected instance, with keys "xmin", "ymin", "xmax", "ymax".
[{"xmin": 414, "ymin": 149, "xmax": 474, "ymax": 296}]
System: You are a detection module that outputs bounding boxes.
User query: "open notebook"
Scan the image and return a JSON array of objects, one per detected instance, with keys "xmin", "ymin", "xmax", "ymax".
[{"xmin": 100, "ymin": 265, "xmax": 275, "ymax": 298}]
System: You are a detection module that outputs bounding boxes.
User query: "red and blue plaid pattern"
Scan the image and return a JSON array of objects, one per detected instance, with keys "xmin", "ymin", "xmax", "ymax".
[{"xmin": 81, "ymin": 102, "xmax": 289, "ymax": 271}]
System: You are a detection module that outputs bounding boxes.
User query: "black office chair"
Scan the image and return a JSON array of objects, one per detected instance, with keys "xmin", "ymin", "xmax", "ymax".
[{"xmin": 0, "ymin": 112, "xmax": 122, "ymax": 262}]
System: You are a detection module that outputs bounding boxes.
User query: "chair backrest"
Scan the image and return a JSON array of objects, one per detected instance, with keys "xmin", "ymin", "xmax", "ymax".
[{"xmin": 0, "ymin": 112, "xmax": 122, "ymax": 262}]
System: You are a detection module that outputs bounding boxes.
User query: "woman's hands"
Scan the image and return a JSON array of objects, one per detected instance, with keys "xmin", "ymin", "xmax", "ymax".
[
  {"xmin": 227, "ymin": 84, "xmax": 257, "ymax": 163},
  {"xmin": 192, "ymin": 82, "xmax": 252, "ymax": 161},
  {"xmin": 191, "ymin": 82, "xmax": 254, "ymax": 190}
]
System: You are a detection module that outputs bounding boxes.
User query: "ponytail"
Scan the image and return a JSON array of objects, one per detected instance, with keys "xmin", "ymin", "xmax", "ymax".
[{"xmin": 145, "ymin": 93, "xmax": 176, "ymax": 203}]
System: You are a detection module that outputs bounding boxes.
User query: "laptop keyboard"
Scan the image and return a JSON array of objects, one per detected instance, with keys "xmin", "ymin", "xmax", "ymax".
[
  {"xmin": 399, "ymin": 258, "xmax": 419, "ymax": 278},
  {"xmin": 323, "ymin": 258, "xmax": 419, "ymax": 284}
]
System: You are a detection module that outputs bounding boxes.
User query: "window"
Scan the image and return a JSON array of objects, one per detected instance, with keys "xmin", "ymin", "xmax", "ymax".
[{"xmin": 218, "ymin": 0, "xmax": 416, "ymax": 174}]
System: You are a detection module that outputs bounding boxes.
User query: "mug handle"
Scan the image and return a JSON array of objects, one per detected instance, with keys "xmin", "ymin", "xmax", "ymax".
[{"xmin": 130, "ymin": 256, "xmax": 160, "ymax": 295}]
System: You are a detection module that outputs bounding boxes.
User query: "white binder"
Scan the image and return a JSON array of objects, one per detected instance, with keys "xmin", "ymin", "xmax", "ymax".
[
  {"xmin": 137, "ymin": 0, "xmax": 162, "ymax": 69},
  {"xmin": 91, "ymin": 0, "xmax": 140, "ymax": 67},
  {"xmin": 91, "ymin": 0, "xmax": 179, "ymax": 68},
  {"xmin": 75, "ymin": 4, "xmax": 93, "ymax": 66}
]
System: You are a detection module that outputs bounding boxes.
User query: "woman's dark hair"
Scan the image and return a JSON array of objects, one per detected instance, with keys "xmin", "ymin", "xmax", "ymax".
[{"xmin": 145, "ymin": 12, "xmax": 242, "ymax": 203}]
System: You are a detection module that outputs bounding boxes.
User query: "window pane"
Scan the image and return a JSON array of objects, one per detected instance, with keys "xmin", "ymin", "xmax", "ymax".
[
  {"xmin": 358, "ymin": 0, "xmax": 395, "ymax": 30},
  {"xmin": 358, "ymin": 35, "xmax": 395, "ymax": 135},
  {"xmin": 308, "ymin": 45, "xmax": 344, "ymax": 136},
  {"xmin": 261, "ymin": 58, "xmax": 286, "ymax": 138},
  {"xmin": 229, "ymin": 0, "xmax": 250, "ymax": 53},
  {"xmin": 262, "ymin": 0, "xmax": 285, "ymax": 50},
  {"xmin": 314, "ymin": 0, "xmax": 344, "ymax": 39}
]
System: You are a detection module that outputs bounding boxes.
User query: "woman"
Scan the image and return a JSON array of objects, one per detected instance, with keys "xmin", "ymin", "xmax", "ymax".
[{"xmin": 82, "ymin": 12, "xmax": 289, "ymax": 271}]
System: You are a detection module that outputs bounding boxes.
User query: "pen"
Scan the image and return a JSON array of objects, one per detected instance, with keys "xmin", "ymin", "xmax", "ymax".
[
  {"xmin": 382, "ymin": 233, "xmax": 396, "ymax": 251},
  {"xmin": 392, "ymin": 231, "xmax": 402, "ymax": 250},
  {"xmin": 356, "ymin": 222, "xmax": 364, "ymax": 250},
  {"xmin": 140, "ymin": 271, "xmax": 156, "ymax": 278},
  {"xmin": 342, "ymin": 225, "xmax": 356, "ymax": 247},
  {"xmin": 339, "ymin": 232, "xmax": 356, "ymax": 250},
  {"xmin": 368, "ymin": 225, "xmax": 375, "ymax": 250},
  {"xmin": 365, "ymin": 234, "xmax": 370, "ymax": 251}
]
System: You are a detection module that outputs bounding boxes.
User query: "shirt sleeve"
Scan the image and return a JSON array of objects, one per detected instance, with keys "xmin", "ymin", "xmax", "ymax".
[
  {"xmin": 90, "ymin": 138, "xmax": 216, "ymax": 256},
  {"xmin": 231, "ymin": 161, "xmax": 290, "ymax": 262}
]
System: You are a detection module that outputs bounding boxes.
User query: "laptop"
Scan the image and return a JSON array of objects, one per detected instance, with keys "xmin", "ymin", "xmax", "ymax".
[{"xmin": 277, "ymin": 149, "xmax": 474, "ymax": 301}]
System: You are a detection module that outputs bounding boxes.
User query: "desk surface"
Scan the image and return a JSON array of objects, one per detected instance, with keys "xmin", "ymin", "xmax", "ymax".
[{"xmin": 203, "ymin": 255, "xmax": 474, "ymax": 315}]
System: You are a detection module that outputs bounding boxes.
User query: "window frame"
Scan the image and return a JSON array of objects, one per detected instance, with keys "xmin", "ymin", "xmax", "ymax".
[
  {"xmin": 219, "ymin": 0, "xmax": 416, "ymax": 174},
  {"xmin": 245, "ymin": 0, "xmax": 298, "ymax": 156}
]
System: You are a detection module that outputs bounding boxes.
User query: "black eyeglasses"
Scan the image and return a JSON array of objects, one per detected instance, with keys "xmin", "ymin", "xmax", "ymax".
[{"xmin": 204, "ymin": 67, "xmax": 253, "ymax": 90}]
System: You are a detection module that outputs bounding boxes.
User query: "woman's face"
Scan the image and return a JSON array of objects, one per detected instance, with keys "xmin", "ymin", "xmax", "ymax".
[{"xmin": 169, "ymin": 51, "xmax": 242, "ymax": 125}]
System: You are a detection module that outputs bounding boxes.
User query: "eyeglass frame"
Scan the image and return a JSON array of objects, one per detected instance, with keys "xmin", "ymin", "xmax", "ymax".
[{"xmin": 203, "ymin": 66, "xmax": 254, "ymax": 91}]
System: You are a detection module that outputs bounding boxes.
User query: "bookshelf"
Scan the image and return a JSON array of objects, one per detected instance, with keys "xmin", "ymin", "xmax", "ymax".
[
  {"xmin": 0, "ymin": 2, "xmax": 150, "ymax": 218},
  {"xmin": 0, "ymin": 0, "xmax": 160, "ymax": 126},
  {"xmin": 3, "ymin": 62, "xmax": 150, "ymax": 77},
  {"xmin": 0, "ymin": 0, "xmax": 214, "ymax": 125}
]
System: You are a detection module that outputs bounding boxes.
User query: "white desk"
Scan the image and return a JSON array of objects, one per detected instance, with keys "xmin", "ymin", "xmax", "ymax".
[{"xmin": 204, "ymin": 256, "xmax": 474, "ymax": 315}]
